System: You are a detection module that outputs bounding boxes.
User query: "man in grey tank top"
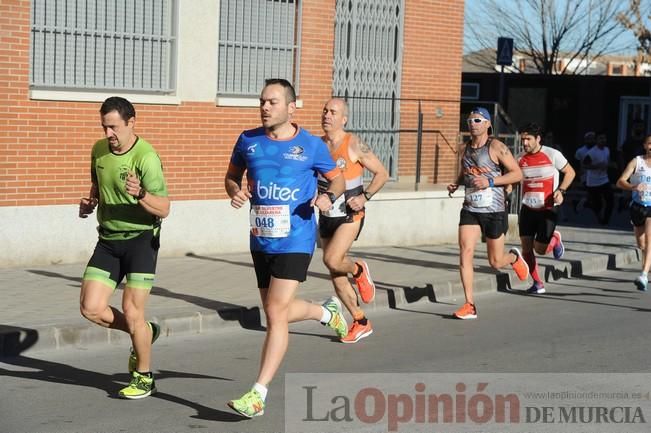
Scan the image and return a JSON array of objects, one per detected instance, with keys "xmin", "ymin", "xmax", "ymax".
[{"xmin": 447, "ymin": 107, "xmax": 528, "ymax": 319}]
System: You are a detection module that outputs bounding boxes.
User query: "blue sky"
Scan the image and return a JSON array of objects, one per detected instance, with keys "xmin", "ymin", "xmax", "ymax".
[{"xmin": 463, "ymin": 0, "xmax": 642, "ymax": 55}]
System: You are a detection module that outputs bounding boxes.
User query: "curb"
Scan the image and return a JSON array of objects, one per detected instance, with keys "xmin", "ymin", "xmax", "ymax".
[{"xmin": 0, "ymin": 247, "xmax": 640, "ymax": 357}]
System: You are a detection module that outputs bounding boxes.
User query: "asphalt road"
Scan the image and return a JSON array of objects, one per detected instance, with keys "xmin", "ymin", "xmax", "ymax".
[{"xmin": 2, "ymin": 263, "xmax": 650, "ymax": 433}]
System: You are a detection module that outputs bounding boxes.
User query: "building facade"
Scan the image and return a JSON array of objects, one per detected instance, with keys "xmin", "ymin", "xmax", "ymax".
[{"xmin": 1, "ymin": 0, "xmax": 465, "ymax": 265}]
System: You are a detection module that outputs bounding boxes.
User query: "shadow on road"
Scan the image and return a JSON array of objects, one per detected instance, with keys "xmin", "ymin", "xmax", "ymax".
[
  {"xmin": 0, "ymin": 354, "xmax": 245, "ymax": 423},
  {"xmin": 25, "ymin": 268, "xmax": 264, "ymax": 330},
  {"xmin": 0, "ymin": 325, "xmax": 39, "ymax": 357}
]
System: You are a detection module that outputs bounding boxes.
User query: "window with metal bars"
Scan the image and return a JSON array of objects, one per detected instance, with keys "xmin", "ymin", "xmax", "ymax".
[
  {"xmin": 217, "ymin": 0, "xmax": 301, "ymax": 96},
  {"xmin": 333, "ymin": 0, "xmax": 404, "ymax": 179},
  {"xmin": 30, "ymin": 0, "xmax": 176, "ymax": 92}
]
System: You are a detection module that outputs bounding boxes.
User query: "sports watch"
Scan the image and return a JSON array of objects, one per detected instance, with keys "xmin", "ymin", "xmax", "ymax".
[{"xmin": 136, "ymin": 187, "xmax": 147, "ymax": 200}]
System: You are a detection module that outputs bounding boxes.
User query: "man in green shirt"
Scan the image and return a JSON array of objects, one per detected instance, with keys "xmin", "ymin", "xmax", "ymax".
[{"xmin": 78, "ymin": 96, "xmax": 170, "ymax": 399}]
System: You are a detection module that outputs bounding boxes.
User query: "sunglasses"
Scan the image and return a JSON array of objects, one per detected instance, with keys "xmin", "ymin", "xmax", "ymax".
[{"xmin": 467, "ymin": 118, "xmax": 487, "ymax": 124}]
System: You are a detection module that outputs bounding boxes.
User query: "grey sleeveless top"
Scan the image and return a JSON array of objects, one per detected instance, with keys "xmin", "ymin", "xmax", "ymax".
[{"xmin": 461, "ymin": 137, "xmax": 505, "ymax": 213}]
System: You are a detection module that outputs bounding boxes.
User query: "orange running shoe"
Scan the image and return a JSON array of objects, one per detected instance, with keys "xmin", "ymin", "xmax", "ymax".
[
  {"xmin": 453, "ymin": 302, "xmax": 477, "ymax": 320},
  {"xmin": 354, "ymin": 261, "xmax": 376, "ymax": 303},
  {"xmin": 341, "ymin": 320, "xmax": 373, "ymax": 344},
  {"xmin": 509, "ymin": 247, "xmax": 529, "ymax": 281}
]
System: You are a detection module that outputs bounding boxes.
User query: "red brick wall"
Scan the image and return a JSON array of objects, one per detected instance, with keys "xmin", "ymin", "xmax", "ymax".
[
  {"xmin": 0, "ymin": 0, "xmax": 464, "ymax": 207},
  {"xmin": 399, "ymin": 0, "xmax": 465, "ymax": 182}
]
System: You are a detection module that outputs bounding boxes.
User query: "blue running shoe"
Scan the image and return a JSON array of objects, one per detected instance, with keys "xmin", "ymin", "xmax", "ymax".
[
  {"xmin": 526, "ymin": 281, "xmax": 545, "ymax": 294},
  {"xmin": 552, "ymin": 230, "xmax": 564, "ymax": 260}
]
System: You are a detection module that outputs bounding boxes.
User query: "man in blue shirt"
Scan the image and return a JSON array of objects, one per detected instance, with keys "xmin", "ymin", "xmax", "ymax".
[{"xmin": 224, "ymin": 79, "xmax": 346, "ymax": 418}]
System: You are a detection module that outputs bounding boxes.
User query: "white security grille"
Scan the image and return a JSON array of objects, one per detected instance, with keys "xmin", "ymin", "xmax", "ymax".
[
  {"xmin": 333, "ymin": 0, "xmax": 404, "ymax": 179},
  {"xmin": 218, "ymin": 0, "xmax": 301, "ymax": 96},
  {"xmin": 30, "ymin": 0, "xmax": 176, "ymax": 92}
]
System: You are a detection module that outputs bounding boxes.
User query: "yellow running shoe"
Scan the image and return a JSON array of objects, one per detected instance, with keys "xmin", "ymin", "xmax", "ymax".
[
  {"xmin": 322, "ymin": 296, "xmax": 348, "ymax": 338},
  {"xmin": 119, "ymin": 371, "xmax": 156, "ymax": 399},
  {"xmin": 227, "ymin": 390, "xmax": 265, "ymax": 418}
]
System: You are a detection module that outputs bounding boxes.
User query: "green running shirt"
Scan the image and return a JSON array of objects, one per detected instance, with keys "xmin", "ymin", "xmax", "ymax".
[{"xmin": 90, "ymin": 137, "xmax": 168, "ymax": 239}]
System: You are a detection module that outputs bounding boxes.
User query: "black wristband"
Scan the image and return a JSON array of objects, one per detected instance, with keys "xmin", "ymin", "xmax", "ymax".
[
  {"xmin": 136, "ymin": 188, "xmax": 147, "ymax": 200},
  {"xmin": 557, "ymin": 188, "xmax": 566, "ymax": 194},
  {"xmin": 363, "ymin": 191, "xmax": 372, "ymax": 201}
]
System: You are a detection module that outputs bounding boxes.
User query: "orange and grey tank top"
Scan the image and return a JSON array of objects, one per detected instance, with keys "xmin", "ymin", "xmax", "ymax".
[
  {"xmin": 461, "ymin": 137, "xmax": 505, "ymax": 213},
  {"xmin": 318, "ymin": 133, "xmax": 365, "ymax": 220}
]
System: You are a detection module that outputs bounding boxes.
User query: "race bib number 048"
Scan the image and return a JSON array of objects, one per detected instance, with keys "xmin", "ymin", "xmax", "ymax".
[{"xmin": 250, "ymin": 205, "xmax": 290, "ymax": 238}]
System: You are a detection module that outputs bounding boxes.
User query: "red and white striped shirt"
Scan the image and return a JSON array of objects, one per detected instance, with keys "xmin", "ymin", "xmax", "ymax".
[{"xmin": 518, "ymin": 146, "xmax": 568, "ymax": 210}]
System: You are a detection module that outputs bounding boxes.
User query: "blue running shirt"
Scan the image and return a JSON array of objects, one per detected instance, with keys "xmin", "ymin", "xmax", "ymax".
[{"xmin": 229, "ymin": 126, "xmax": 340, "ymax": 254}]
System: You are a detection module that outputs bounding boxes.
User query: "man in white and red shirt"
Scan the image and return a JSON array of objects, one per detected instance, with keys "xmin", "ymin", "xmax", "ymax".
[{"xmin": 517, "ymin": 123, "xmax": 576, "ymax": 294}]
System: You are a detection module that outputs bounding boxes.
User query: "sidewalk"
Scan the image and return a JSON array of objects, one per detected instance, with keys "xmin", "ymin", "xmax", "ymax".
[{"xmin": 0, "ymin": 226, "xmax": 640, "ymax": 356}]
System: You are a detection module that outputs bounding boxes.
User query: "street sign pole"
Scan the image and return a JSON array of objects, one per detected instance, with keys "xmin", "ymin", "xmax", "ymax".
[
  {"xmin": 499, "ymin": 64, "xmax": 505, "ymax": 108},
  {"xmin": 496, "ymin": 37, "xmax": 514, "ymax": 117}
]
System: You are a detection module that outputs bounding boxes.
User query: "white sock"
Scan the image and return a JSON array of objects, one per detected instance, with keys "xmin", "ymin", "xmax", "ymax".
[
  {"xmin": 320, "ymin": 306, "xmax": 332, "ymax": 325},
  {"xmin": 253, "ymin": 382, "xmax": 268, "ymax": 401},
  {"xmin": 642, "ymin": 272, "xmax": 648, "ymax": 278}
]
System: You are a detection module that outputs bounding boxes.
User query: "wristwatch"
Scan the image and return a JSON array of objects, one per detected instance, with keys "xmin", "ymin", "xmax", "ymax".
[
  {"xmin": 557, "ymin": 188, "xmax": 566, "ymax": 195},
  {"xmin": 324, "ymin": 191, "xmax": 336, "ymax": 204},
  {"xmin": 136, "ymin": 187, "xmax": 147, "ymax": 200},
  {"xmin": 363, "ymin": 191, "xmax": 372, "ymax": 201}
]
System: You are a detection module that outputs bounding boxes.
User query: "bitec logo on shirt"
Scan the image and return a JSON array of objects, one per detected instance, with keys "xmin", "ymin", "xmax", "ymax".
[{"xmin": 256, "ymin": 181, "xmax": 300, "ymax": 201}]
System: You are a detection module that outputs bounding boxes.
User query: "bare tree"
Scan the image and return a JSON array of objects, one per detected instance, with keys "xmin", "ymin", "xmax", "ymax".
[
  {"xmin": 465, "ymin": 0, "xmax": 631, "ymax": 74},
  {"xmin": 617, "ymin": 0, "xmax": 651, "ymax": 65}
]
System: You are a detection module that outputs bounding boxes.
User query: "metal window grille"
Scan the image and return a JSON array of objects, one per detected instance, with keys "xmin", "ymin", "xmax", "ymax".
[
  {"xmin": 333, "ymin": 0, "xmax": 404, "ymax": 179},
  {"xmin": 30, "ymin": 0, "xmax": 176, "ymax": 92},
  {"xmin": 218, "ymin": 0, "xmax": 301, "ymax": 96}
]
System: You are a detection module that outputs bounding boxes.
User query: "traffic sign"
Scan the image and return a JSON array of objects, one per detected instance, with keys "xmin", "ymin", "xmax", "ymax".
[{"xmin": 497, "ymin": 37, "xmax": 514, "ymax": 66}]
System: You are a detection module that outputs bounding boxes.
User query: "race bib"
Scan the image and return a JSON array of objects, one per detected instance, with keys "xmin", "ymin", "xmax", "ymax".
[
  {"xmin": 465, "ymin": 187, "xmax": 494, "ymax": 208},
  {"xmin": 522, "ymin": 191, "xmax": 546, "ymax": 209},
  {"xmin": 635, "ymin": 184, "xmax": 651, "ymax": 206},
  {"xmin": 250, "ymin": 205, "xmax": 290, "ymax": 238},
  {"xmin": 321, "ymin": 194, "xmax": 346, "ymax": 218}
]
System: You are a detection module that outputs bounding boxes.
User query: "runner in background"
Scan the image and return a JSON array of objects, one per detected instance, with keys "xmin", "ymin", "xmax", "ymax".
[
  {"xmin": 447, "ymin": 107, "xmax": 528, "ymax": 320},
  {"xmin": 516, "ymin": 123, "xmax": 575, "ymax": 294},
  {"xmin": 319, "ymin": 98, "xmax": 389, "ymax": 343},
  {"xmin": 616, "ymin": 134, "xmax": 651, "ymax": 291}
]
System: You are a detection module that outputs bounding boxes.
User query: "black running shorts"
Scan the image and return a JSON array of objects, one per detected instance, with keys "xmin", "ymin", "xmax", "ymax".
[
  {"xmin": 318, "ymin": 215, "xmax": 364, "ymax": 240},
  {"xmin": 251, "ymin": 252, "xmax": 312, "ymax": 288},
  {"xmin": 518, "ymin": 205, "xmax": 558, "ymax": 244},
  {"xmin": 83, "ymin": 229, "xmax": 160, "ymax": 290},
  {"xmin": 630, "ymin": 202, "xmax": 651, "ymax": 227},
  {"xmin": 459, "ymin": 209, "xmax": 506, "ymax": 240}
]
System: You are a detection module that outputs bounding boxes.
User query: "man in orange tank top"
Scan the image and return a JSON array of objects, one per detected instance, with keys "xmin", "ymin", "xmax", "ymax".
[{"xmin": 319, "ymin": 98, "xmax": 389, "ymax": 343}]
